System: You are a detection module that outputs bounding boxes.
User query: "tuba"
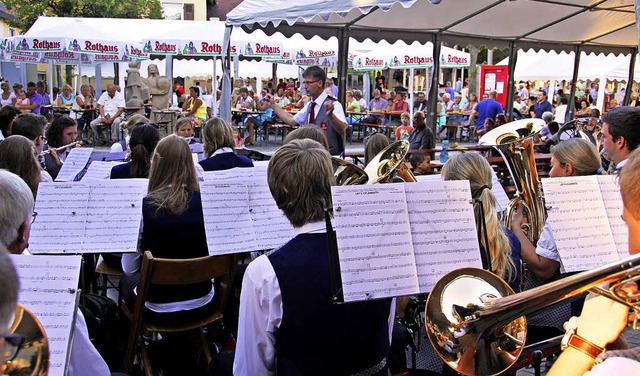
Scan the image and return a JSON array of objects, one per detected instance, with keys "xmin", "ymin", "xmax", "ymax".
[
  {"xmin": 364, "ymin": 140, "xmax": 417, "ymax": 183},
  {"xmin": 479, "ymin": 119, "xmax": 546, "ymax": 244},
  {"xmin": 2, "ymin": 305, "xmax": 49, "ymax": 376},
  {"xmin": 426, "ymin": 253, "xmax": 640, "ymax": 376}
]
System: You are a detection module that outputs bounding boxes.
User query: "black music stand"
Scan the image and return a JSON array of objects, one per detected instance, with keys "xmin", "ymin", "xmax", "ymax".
[{"xmin": 324, "ymin": 207, "xmax": 344, "ymax": 304}]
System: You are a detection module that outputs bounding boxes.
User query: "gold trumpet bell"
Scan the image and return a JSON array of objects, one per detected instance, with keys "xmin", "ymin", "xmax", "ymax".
[
  {"xmin": 364, "ymin": 140, "xmax": 416, "ymax": 184},
  {"xmin": 2, "ymin": 305, "xmax": 49, "ymax": 376},
  {"xmin": 426, "ymin": 268, "xmax": 526, "ymax": 376}
]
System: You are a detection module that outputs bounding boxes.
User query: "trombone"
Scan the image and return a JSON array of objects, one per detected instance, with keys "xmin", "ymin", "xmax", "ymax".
[{"xmin": 425, "ymin": 254, "xmax": 640, "ymax": 376}]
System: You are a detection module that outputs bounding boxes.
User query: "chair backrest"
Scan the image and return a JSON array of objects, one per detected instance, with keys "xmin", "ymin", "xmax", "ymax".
[{"xmin": 143, "ymin": 251, "xmax": 234, "ymax": 285}]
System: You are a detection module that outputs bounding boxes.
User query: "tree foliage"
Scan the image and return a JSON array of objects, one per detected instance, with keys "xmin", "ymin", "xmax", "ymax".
[{"xmin": 3, "ymin": 0, "xmax": 163, "ymax": 31}]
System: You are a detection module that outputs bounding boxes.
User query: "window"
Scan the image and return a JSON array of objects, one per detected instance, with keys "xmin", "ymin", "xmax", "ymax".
[
  {"xmin": 162, "ymin": 2, "xmax": 183, "ymax": 20},
  {"xmin": 184, "ymin": 4, "xmax": 194, "ymax": 20},
  {"xmin": 9, "ymin": 28, "xmax": 15, "ymax": 36}
]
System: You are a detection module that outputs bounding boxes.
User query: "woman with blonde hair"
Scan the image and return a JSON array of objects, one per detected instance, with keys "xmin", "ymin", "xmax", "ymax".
[
  {"xmin": 121, "ymin": 134, "xmax": 214, "ymax": 325},
  {"xmin": 56, "ymin": 84, "xmax": 75, "ymax": 107},
  {"xmin": 199, "ymin": 117, "xmax": 253, "ymax": 171},
  {"xmin": 0, "ymin": 135, "xmax": 41, "ymax": 197},
  {"xmin": 174, "ymin": 117, "xmax": 198, "ymax": 143},
  {"xmin": 442, "ymin": 152, "xmax": 521, "ymax": 291}
]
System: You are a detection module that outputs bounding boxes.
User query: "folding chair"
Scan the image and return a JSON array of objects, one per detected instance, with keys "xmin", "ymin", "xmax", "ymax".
[{"xmin": 122, "ymin": 251, "xmax": 236, "ymax": 376}]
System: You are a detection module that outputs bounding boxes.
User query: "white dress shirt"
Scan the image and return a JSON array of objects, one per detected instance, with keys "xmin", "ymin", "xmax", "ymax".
[
  {"xmin": 233, "ymin": 221, "xmax": 395, "ymax": 376},
  {"xmin": 97, "ymin": 91, "xmax": 125, "ymax": 118}
]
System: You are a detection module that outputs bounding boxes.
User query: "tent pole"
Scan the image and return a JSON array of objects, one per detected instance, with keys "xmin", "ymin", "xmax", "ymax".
[
  {"xmin": 409, "ymin": 67, "xmax": 414, "ymax": 127},
  {"xmin": 624, "ymin": 48, "xmax": 637, "ymax": 106},
  {"xmin": 166, "ymin": 55, "xmax": 173, "ymax": 103},
  {"xmin": 505, "ymin": 42, "xmax": 518, "ymax": 121},
  {"xmin": 565, "ymin": 46, "xmax": 581, "ymax": 123},
  {"xmin": 272, "ymin": 62, "xmax": 277, "ymax": 93},
  {"xmin": 337, "ymin": 27, "xmax": 349, "ymax": 106},
  {"xmin": 213, "ymin": 56, "xmax": 218, "ymax": 116},
  {"xmin": 427, "ymin": 33, "xmax": 442, "ymax": 135}
]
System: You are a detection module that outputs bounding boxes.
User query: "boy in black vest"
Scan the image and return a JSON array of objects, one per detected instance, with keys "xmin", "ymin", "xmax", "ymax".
[{"xmin": 233, "ymin": 139, "xmax": 394, "ymax": 375}]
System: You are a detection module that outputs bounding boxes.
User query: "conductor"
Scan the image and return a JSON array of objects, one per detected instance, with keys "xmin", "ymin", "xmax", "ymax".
[
  {"xmin": 233, "ymin": 139, "xmax": 394, "ymax": 375},
  {"xmin": 264, "ymin": 66, "xmax": 347, "ymax": 155}
]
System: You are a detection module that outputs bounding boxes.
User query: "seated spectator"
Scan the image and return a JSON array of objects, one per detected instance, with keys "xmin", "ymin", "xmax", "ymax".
[
  {"xmin": 0, "ymin": 81, "xmax": 16, "ymax": 107},
  {"xmin": 15, "ymin": 90, "xmax": 30, "ymax": 113},
  {"xmin": 199, "ymin": 117, "xmax": 254, "ymax": 171},
  {"xmin": 408, "ymin": 150, "xmax": 431, "ymax": 175},
  {"xmin": 345, "ymin": 91, "xmax": 361, "ymax": 126},
  {"xmin": 244, "ymin": 90, "xmax": 274, "ymax": 146},
  {"xmin": 56, "ymin": 84, "xmax": 75, "ymax": 107},
  {"xmin": 182, "ymin": 86, "xmax": 207, "ymax": 130},
  {"xmin": 72, "ymin": 84, "xmax": 97, "ymax": 144},
  {"xmin": 495, "ymin": 114, "xmax": 508, "ymax": 127},
  {"xmin": 110, "ymin": 114, "xmax": 149, "ymax": 153},
  {"xmin": 363, "ymin": 89, "xmax": 389, "ymax": 124}
]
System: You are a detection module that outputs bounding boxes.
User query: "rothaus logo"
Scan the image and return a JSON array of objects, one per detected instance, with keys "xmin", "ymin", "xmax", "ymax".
[
  {"xmin": 155, "ymin": 42, "xmax": 177, "ymax": 53},
  {"xmin": 365, "ymin": 58, "xmax": 384, "ymax": 66},
  {"xmin": 404, "ymin": 55, "xmax": 433, "ymax": 64},
  {"xmin": 32, "ymin": 39, "xmax": 61, "ymax": 50},
  {"xmin": 447, "ymin": 55, "xmax": 468, "ymax": 64},
  {"xmin": 255, "ymin": 43, "xmax": 281, "ymax": 55},
  {"xmin": 308, "ymin": 50, "xmax": 334, "ymax": 57},
  {"xmin": 85, "ymin": 41, "xmax": 118, "ymax": 53}
]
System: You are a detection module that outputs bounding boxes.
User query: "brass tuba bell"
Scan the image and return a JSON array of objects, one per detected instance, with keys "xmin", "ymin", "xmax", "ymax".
[
  {"xmin": 479, "ymin": 119, "xmax": 546, "ymax": 244},
  {"xmin": 2, "ymin": 304, "xmax": 49, "ymax": 376}
]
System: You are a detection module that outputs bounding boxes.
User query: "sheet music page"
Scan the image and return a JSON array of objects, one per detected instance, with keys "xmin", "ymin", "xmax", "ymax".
[
  {"xmin": 491, "ymin": 170, "xmax": 510, "ymax": 212},
  {"xmin": 81, "ymin": 161, "xmax": 125, "ymax": 181},
  {"xmin": 415, "ymin": 173, "xmax": 509, "ymax": 212},
  {"xmin": 29, "ymin": 183, "xmax": 90, "ymax": 254},
  {"xmin": 597, "ymin": 175, "xmax": 629, "ymax": 259},
  {"xmin": 203, "ymin": 167, "xmax": 295, "ymax": 250},
  {"xmin": 542, "ymin": 176, "xmax": 618, "ymax": 272},
  {"xmin": 200, "ymin": 180, "xmax": 258, "ymax": 254},
  {"xmin": 332, "ymin": 184, "xmax": 419, "ymax": 302},
  {"xmin": 405, "ymin": 181, "xmax": 483, "ymax": 293},
  {"xmin": 55, "ymin": 147, "xmax": 94, "ymax": 182},
  {"xmin": 83, "ymin": 179, "xmax": 147, "ymax": 253},
  {"xmin": 10, "ymin": 254, "xmax": 82, "ymax": 376}
]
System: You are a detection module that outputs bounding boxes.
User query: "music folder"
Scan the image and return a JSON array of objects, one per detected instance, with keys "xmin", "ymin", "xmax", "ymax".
[
  {"xmin": 542, "ymin": 175, "xmax": 627, "ymax": 272},
  {"xmin": 331, "ymin": 181, "xmax": 483, "ymax": 303}
]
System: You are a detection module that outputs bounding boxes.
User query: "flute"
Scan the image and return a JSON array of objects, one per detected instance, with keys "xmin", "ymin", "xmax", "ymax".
[{"xmin": 39, "ymin": 141, "xmax": 81, "ymax": 157}]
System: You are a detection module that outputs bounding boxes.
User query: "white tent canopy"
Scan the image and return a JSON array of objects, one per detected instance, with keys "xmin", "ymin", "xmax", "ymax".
[
  {"xmin": 227, "ymin": 0, "xmax": 637, "ymax": 54},
  {"xmin": 496, "ymin": 50, "xmax": 638, "ymax": 82}
]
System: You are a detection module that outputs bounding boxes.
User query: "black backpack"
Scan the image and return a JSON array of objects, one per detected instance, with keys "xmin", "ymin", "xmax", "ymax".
[{"xmin": 80, "ymin": 293, "xmax": 121, "ymax": 370}]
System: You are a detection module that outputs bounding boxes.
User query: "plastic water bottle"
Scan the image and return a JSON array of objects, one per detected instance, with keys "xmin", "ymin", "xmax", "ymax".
[{"xmin": 440, "ymin": 139, "xmax": 449, "ymax": 163}]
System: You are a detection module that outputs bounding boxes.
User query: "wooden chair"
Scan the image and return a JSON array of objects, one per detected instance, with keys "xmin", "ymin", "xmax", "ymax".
[
  {"xmin": 122, "ymin": 251, "xmax": 237, "ymax": 376},
  {"xmin": 94, "ymin": 255, "xmax": 123, "ymax": 296}
]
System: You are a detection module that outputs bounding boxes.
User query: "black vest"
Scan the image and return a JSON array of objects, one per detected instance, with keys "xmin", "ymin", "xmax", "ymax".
[
  {"xmin": 310, "ymin": 96, "xmax": 344, "ymax": 156},
  {"xmin": 268, "ymin": 233, "xmax": 391, "ymax": 375}
]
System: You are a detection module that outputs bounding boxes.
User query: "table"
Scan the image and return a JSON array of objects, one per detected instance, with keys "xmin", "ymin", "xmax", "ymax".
[{"xmin": 152, "ymin": 109, "xmax": 180, "ymax": 134}]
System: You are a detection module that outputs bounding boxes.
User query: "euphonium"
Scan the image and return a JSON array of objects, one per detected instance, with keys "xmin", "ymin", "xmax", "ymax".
[
  {"xmin": 426, "ymin": 253, "xmax": 640, "ymax": 376},
  {"xmin": 332, "ymin": 158, "xmax": 368, "ymax": 185},
  {"xmin": 479, "ymin": 119, "xmax": 545, "ymax": 244},
  {"xmin": 364, "ymin": 140, "xmax": 417, "ymax": 183},
  {"xmin": 2, "ymin": 304, "xmax": 49, "ymax": 375},
  {"xmin": 556, "ymin": 118, "xmax": 601, "ymax": 149}
]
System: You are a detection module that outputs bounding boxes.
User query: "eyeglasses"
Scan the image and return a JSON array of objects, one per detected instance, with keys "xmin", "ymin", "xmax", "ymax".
[
  {"xmin": 302, "ymin": 80, "xmax": 319, "ymax": 86},
  {"xmin": 31, "ymin": 211, "xmax": 37, "ymax": 224},
  {"xmin": 2, "ymin": 334, "xmax": 25, "ymax": 363}
]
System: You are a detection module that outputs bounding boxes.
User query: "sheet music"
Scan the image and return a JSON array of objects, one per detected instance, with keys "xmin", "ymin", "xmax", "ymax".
[
  {"xmin": 200, "ymin": 180, "xmax": 258, "ymax": 254},
  {"xmin": 81, "ymin": 161, "xmax": 125, "ymax": 181},
  {"xmin": 415, "ymin": 173, "xmax": 510, "ymax": 212},
  {"xmin": 29, "ymin": 183, "xmax": 90, "ymax": 253},
  {"xmin": 405, "ymin": 181, "xmax": 482, "ymax": 293},
  {"xmin": 203, "ymin": 166, "xmax": 294, "ymax": 250},
  {"xmin": 10, "ymin": 254, "xmax": 82, "ymax": 376},
  {"xmin": 84, "ymin": 179, "xmax": 147, "ymax": 253},
  {"xmin": 55, "ymin": 147, "xmax": 93, "ymax": 182},
  {"xmin": 29, "ymin": 181, "xmax": 146, "ymax": 254},
  {"xmin": 491, "ymin": 170, "xmax": 510, "ymax": 212},
  {"xmin": 542, "ymin": 176, "xmax": 618, "ymax": 272},
  {"xmin": 332, "ymin": 184, "xmax": 419, "ymax": 302},
  {"xmin": 597, "ymin": 175, "xmax": 629, "ymax": 259},
  {"xmin": 252, "ymin": 160, "xmax": 271, "ymax": 167}
]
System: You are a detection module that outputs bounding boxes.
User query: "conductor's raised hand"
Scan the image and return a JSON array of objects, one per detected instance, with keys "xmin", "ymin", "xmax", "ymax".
[{"xmin": 324, "ymin": 101, "xmax": 335, "ymax": 116}]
